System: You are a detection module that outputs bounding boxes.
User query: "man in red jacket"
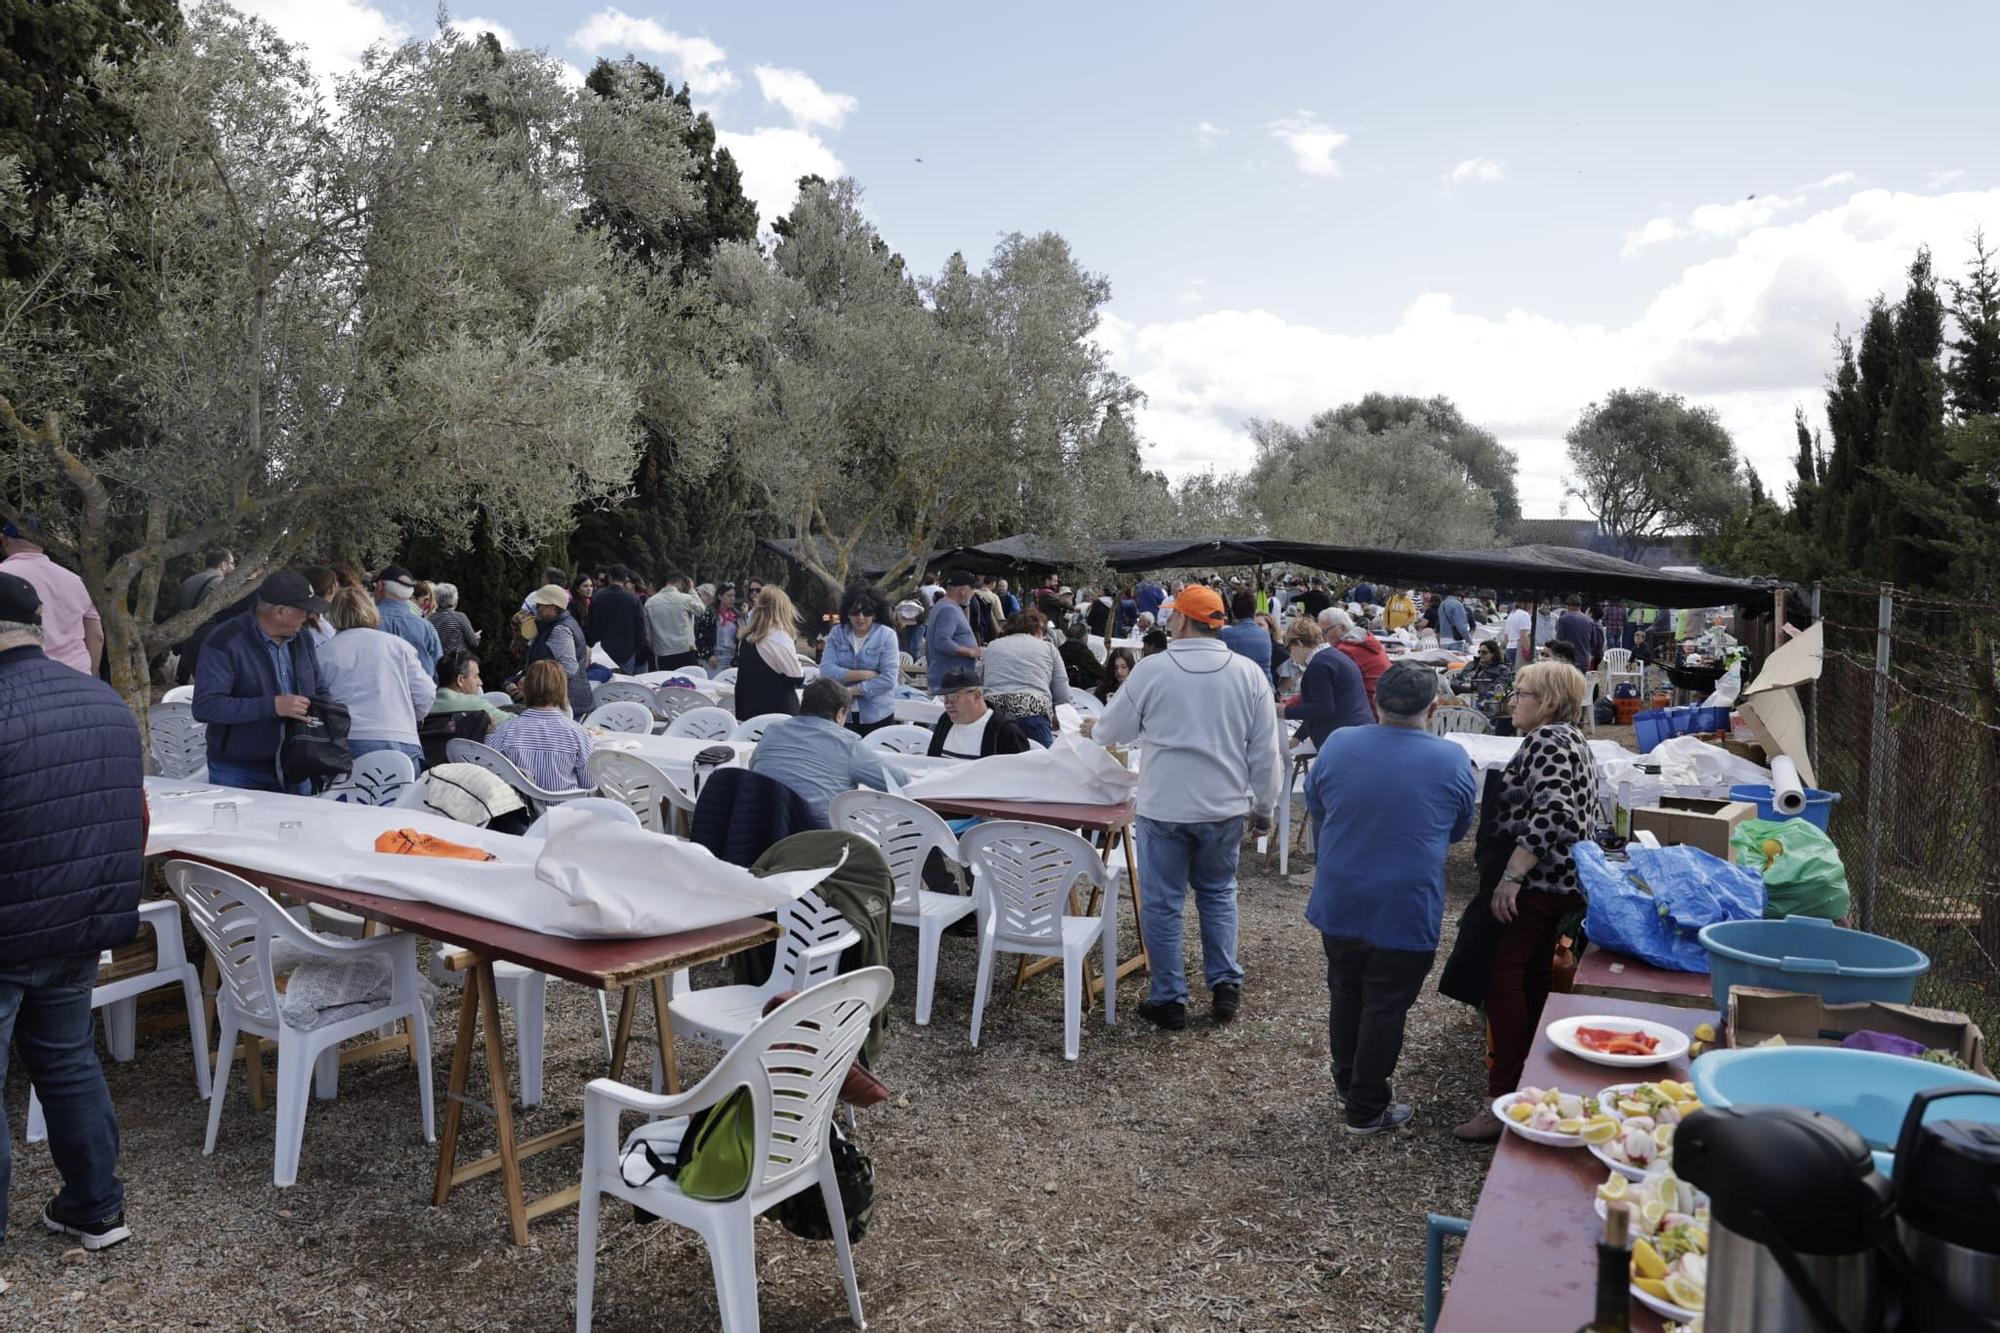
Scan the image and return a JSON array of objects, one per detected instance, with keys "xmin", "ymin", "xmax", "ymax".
[{"xmin": 1319, "ymin": 606, "xmax": 1389, "ymax": 714}]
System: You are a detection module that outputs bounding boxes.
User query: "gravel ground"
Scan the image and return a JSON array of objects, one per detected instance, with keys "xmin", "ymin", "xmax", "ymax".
[{"xmin": 3, "ymin": 827, "xmax": 1504, "ymax": 1331}]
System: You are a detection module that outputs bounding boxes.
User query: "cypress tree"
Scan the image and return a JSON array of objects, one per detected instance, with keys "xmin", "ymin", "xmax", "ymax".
[
  {"xmin": 1875, "ymin": 249, "xmax": 1951, "ymax": 587},
  {"xmin": 1788, "ymin": 406, "xmax": 1820, "ymax": 536},
  {"xmin": 1946, "ymin": 228, "xmax": 2000, "ymax": 418}
]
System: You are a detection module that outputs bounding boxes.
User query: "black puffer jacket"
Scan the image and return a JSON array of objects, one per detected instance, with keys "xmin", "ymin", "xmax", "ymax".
[{"xmin": 0, "ymin": 645, "xmax": 145, "ymax": 965}]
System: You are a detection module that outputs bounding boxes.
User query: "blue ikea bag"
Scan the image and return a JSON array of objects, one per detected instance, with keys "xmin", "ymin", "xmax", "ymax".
[{"xmin": 1575, "ymin": 841, "xmax": 1765, "ymax": 973}]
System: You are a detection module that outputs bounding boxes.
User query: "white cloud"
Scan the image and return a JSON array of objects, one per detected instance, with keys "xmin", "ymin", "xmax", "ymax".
[
  {"xmin": 715, "ymin": 126, "xmax": 844, "ymax": 224},
  {"xmin": 1805, "ymin": 171, "xmax": 1860, "ymax": 191},
  {"xmin": 1265, "ymin": 112, "xmax": 1348, "ymax": 179},
  {"xmin": 230, "ymin": 0, "xmax": 410, "ymax": 82},
  {"xmin": 449, "ymin": 15, "xmax": 520, "ymax": 51},
  {"xmin": 751, "ymin": 66, "xmax": 856, "ymax": 131},
  {"xmin": 1445, "ymin": 157, "xmax": 1505, "ymax": 186},
  {"xmin": 1175, "ymin": 278, "xmax": 1209, "ymax": 307},
  {"xmin": 1623, "ymin": 173, "xmax": 1868, "ymax": 256},
  {"xmin": 1621, "ymin": 216, "xmax": 1685, "ymax": 255},
  {"xmin": 1103, "ymin": 188, "xmax": 2000, "ymax": 516},
  {"xmin": 1930, "ymin": 169, "xmax": 1966, "ymax": 189},
  {"xmin": 1193, "ymin": 121, "xmax": 1228, "ymax": 149},
  {"xmin": 568, "ymin": 8, "xmax": 736, "ymax": 95}
]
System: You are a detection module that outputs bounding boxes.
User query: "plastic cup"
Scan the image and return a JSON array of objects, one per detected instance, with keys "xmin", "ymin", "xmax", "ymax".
[{"xmin": 211, "ymin": 801, "xmax": 238, "ymax": 831}]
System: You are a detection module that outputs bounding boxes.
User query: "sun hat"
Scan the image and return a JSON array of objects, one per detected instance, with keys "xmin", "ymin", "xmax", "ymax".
[{"xmin": 527, "ymin": 584, "xmax": 571, "ymax": 609}]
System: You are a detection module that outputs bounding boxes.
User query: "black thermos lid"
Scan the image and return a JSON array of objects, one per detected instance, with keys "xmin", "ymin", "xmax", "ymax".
[
  {"xmin": 1676, "ymin": 1106, "xmax": 1894, "ymax": 1255},
  {"xmin": 1892, "ymin": 1086, "xmax": 2000, "ymax": 1254}
]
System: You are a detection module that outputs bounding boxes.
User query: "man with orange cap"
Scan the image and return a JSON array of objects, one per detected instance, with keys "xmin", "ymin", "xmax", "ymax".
[{"xmin": 1087, "ymin": 583, "xmax": 1284, "ymax": 1029}]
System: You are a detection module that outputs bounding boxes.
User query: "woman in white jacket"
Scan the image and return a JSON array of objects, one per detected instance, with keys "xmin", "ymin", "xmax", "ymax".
[{"xmin": 316, "ymin": 586, "xmax": 436, "ymax": 769}]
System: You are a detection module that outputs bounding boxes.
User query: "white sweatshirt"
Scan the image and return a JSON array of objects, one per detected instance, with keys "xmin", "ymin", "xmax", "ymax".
[
  {"xmin": 316, "ymin": 627, "xmax": 436, "ymax": 745},
  {"xmin": 1091, "ymin": 637, "xmax": 1284, "ymax": 823}
]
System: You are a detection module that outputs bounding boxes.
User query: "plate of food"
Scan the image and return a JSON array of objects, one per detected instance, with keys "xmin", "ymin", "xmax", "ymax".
[
  {"xmin": 1594, "ymin": 1162, "xmax": 1710, "ymax": 1238},
  {"xmin": 1546, "ymin": 1013, "xmax": 1689, "ymax": 1067},
  {"xmin": 1629, "ymin": 1227, "xmax": 1706, "ymax": 1326},
  {"xmin": 1488, "ymin": 1086, "xmax": 1618, "ymax": 1148},
  {"xmin": 1588, "ymin": 1079, "xmax": 1704, "ymax": 1179}
]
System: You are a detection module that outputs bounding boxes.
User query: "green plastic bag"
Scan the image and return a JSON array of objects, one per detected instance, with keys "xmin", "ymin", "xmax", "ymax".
[
  {"xmin": 677, "ymin": 1087, "xmax": 754, "ymax": 1201},
  {"xmin": 1731, "ymin": 818, "xmax": 1851, "ymax": 919}
]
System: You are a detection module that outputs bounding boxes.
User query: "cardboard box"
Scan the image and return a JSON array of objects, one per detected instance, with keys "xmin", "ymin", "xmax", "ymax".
[
  {"xmin": 1629, "ymin": 797, "xmax": 1757, "ymax": 862},
  {"xmin": 1718, "ymin": 736, "xmax": 1768, "ymax": 767},
  {"xmin": 1726, "ymin": 986, "xmax": 1991, "ymax": 1079}
]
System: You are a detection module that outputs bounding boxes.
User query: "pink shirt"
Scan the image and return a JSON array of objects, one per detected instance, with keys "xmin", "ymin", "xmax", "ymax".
[{"xmin": 1, "ymin": 550, "xmax": 99, "ymax": 673}]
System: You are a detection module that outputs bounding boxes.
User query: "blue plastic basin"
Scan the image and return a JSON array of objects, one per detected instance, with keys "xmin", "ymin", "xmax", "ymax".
[
  {"xmin": 1728, "ymin": 782, "xmax": 1842, "ymax": 831},
  {"xmin": 1692, "ymin": 1046, "xmax": 2000, "ymax": 1163},
  {"xmin": 1699, "ymin": 914, "xmax": 1928, "ymax": 1011}
]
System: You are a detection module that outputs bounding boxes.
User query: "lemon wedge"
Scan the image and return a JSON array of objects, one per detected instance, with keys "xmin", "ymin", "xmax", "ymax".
[
  {"xmin": 1633, "ymin": 1238, "xmax": 1668, "ymax": 1280},
  {"xmin": 1618, "ymin": 1097, "xmax": 1650, "ymax": 1117},
  {"xmin": 1506, "ymin": 1101, "xmax": 1534, "ymax": 1123},
  {"xmin": 1580, "ymin": 1117, "xmax": 1621, "ymax": 1144},
  {"xmin": 1556, "ymin": 1117, "xmax": 1585, "ymax": 1135},
  {"xmin": 1632, "ymin": 1276, "xmax": 1671, "ymax": 1301},
  {"xmin": 1598, "ymin": 1176, "xmax": 1629, "ymax": 1202},
  {"xmin": 1666, "ymin": 1274, "xmax": 1706, "ymax": 1310},
  {"xmin": 1642, "ymin": 1198, "xmax": 1668, "ymax": 1229}
]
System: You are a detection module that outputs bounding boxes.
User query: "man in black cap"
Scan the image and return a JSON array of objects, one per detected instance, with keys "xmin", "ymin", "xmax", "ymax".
[
  {"xmin": 371, "ymin": 563, "xmax": 440, "ymax": 675},
  {"xmin": 192, "ymin": 570, "xmax": 329, "ymax": 792},
  {"xmin": 0, "ymin": 571, "xmax": 144, "ymax": 1251},
  {"xmin": 927, "ymin": 667, "xmax": 1030, "ymax": 759}
]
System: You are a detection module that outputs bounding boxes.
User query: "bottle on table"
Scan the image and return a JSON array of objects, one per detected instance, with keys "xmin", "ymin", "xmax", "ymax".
[{"xmin": 1575, "ymin": 1203, "xmax": 1631, "ymax": 1333}]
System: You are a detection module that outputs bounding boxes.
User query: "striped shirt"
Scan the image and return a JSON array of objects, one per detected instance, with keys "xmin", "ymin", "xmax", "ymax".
[{"xmin": 489, "ymin": 707, "xmax": 593, "ymax": 792}]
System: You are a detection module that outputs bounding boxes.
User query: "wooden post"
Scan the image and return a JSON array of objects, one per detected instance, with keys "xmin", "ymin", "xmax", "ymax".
[{"xmin": 1861, "ymin": 584, "xmax": 1893, "ymax": 933}]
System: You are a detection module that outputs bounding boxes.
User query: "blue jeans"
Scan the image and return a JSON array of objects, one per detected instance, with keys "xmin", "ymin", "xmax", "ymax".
[
  {"xmin": 348, "ymin": 738, "xmax": 425, "ymax": 771},
  {"xmin": 1135, "ymin": 816, "xmax": 1246, "ymax": 1005},
  {"xmin": 207, "ymin": 758, "xmax": 309, "ymax": 795},
  {"xmin": 0, "ymin": 954, "xmax": 124, "ymax": 1236},
  {"xmin": 1015, "ymin": 714, "xmax": 1054, "ymax": 748}
]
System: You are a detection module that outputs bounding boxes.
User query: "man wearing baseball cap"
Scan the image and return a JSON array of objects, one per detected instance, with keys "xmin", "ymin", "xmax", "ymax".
[
  {"xmin": 371, "ymin": 564, "xmax": 441, "ymax": 676},
  {"xmin": 192, "ymin": 570, "xmax": 329, "ymax": 792},
  {"xmin": 0, "ymin": 571, "xmax": 145, "ymax": 1251},
  {"xmin": 1086, "ymin": 582, "xmax": 1284, "ymax": 1029},
  {"xmin": 1, "ymin": 515, "xmax": 102, "ymax": 676},
  {"xmin": 924, "ymin": 571, "xmax": 982, "ymax": 694},
  {"xmin": 1303, "ymin": 662, "xmax": 1476, "ymax": 1134}
]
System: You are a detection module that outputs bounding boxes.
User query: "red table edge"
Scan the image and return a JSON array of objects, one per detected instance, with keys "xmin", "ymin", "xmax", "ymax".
[
  {"xmin": 914, "ymin": 795, "xmax": 1136, "ymax": 832},
  {"xmin": 161, "ymin": 851, "xmax": 778, "ymax": 990}
]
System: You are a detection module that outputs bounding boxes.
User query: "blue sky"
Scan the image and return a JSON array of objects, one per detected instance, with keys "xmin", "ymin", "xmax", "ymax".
[{"xmin": 236, "ymin": 1, "xmax": 2000, "ymax": 516}]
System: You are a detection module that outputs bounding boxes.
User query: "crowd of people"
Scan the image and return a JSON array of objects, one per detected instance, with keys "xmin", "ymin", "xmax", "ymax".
[{"xmin": 0, "ymin": 531, "xmax": 1645, "ymax": 1264}]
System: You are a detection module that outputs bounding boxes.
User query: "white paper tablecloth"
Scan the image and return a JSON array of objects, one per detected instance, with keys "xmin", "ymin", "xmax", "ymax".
[
  {"xmin": 1441, "ymin": 733, "xmax": 1638, "ymax": 783},
  {"xmin": 144, "ymin": 778, "xmax": 831, "ymax": 939}
]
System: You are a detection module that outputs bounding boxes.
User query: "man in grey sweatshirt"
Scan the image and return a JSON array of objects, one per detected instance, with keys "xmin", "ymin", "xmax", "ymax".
[{"xmin": 1088, "ymin": 583, "xmax": 1285, "ymax": 1029}]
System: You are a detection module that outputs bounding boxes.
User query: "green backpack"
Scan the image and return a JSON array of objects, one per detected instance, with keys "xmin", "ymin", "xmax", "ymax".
[{"xmin": 675, "ymin": 1088, "xmax": 755, "ymax": 1202}]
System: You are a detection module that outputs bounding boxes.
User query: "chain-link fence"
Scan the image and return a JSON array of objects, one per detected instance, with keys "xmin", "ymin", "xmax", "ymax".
[{"xmin": 1813, "ymin": 584, "xmax": 2000, "ymax": 1042}]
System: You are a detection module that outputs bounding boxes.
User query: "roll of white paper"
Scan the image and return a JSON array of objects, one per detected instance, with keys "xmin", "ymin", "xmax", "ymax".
[{"xmin": 1770, "ymin": 755, "xmax": 1807, "ymax": 816}]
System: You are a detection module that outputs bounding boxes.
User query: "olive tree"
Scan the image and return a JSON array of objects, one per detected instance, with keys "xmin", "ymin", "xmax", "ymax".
[
  {"xmin": 1244, "ymin": 416, "xmax": 1501, "ymax": 549},
  {"xmin": 0, "ymin": 4, "xmax": 695, "ymax": 714}
]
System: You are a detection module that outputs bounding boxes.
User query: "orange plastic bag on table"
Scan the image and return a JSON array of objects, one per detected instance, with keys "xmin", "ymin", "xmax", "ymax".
[{"xmin": 373, "ymin": 828, "xmax": 496, "ymax": 862}]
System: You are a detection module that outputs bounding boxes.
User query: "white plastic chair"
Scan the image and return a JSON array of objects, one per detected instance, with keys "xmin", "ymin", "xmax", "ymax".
[
  {"xmin": 712, "ymin": 668, "xmax": 738, "ymax": 685},
  {"xmin": 584, "ymin": 701, "xmax": 655, "ymax": 735},
  {"xmin": 591, "ymin": 680, "xmax": 662, "ymax": 715},
  {"xmin": 165, "ymin": 860, "xmax": 434, "ymax": 1186},
  {"xmin": 1582, "ymin": 675, "xmax": 1600, "ymax": 734},
  {"xmin": 730, "ymin": 713, "xmax": 789, "ymax": 744},
  {"xmin": 587, "ymin": 749, "xmax": 696, "ymax": 837},
  {"xmin": 828, "ymin": 790, "xmax": 974, "ymax": 1025},
  {"xmin": 25, "ymin": 900, "xmax": 211, "ymax": 1144},
  {"xmin": 1428, "ymin": 707, "xmax": 1491, "ymax": 737},
  {"xmin": 1601, "ymin": 647, "xmax": 1643, "ymax": 699},
  {"xmin": 148, "ymin": 702, "xmax": 208, "ymax": 780},
  {"xmin": 161, "ymin": 684, "xmax": 194, "ymax": 704},
  {"xmin": 672, "ymin": 663, "xmax": 709, "ymax": 680},
  {"xmin": 575, "ymin": 969, "xmax": 891, "ymax": 1333},
  {"xmin": 653, "ymin": 685, "xmax": 709, "ymax": 721},
  {"xmin": 958, "ymin": 821, "xmax": 1119, "ymax": 1061},
  {"xmin": 321, "ymin": 749, "xmax": 417, "ymax": 805},
  {"xmin": 1067, "ymin": 692, "xmax": 1103, "ymax": 721},
  {"xmin": 481, "ymin": 690, "xmax": 516, "ymax": 708},
  {"xmin": 445, "ymin": 737, "xmax": 593, "ymax": 814},
  {"xmin": 665, "ymin": 706, "xmax": 737, "ymax": 741},
  {"xmin": 862, "ymin": 723, "xmax": 933, "ymax": 756},
  {"xmin": 668, "ymin": 891, "xmax": 858, "ymax": 1051}
]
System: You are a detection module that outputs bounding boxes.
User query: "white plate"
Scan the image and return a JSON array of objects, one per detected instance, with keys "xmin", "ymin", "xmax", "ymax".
[
  {"xmin": 1631, "ymin": 1282, "xmax": 1700, "ymax": 1325},
  {"xmin": 1488, "ymin": 1091, "xmax": 1591, "ymax": 1148},
  {"xmin": 1545, "ymin": 1013, "xmax": 1689, "ymax": 1067},
  {"xmin": 1589, "ymin": 1081, "xmax": 1699, "ymax": 1179},
  {"xmin": 1594, "ymin": 1193, "xmax": 1710, "ymax": 1231}
]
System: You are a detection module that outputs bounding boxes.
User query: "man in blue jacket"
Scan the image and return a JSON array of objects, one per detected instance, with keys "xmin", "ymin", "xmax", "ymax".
[
  {"xmin": 0, "ymin": 572, "xmax": 144, "ymax": 1251},
  {"xmin": 193, "ymin": 570, "xmax": 328, "ymax": 792},
  {"xmin": 1304, "ymin": 664, "xmax": 1477, "ymax": 1135},
  {"xmin": 372, "ymin": 564, "xmax": 441, "ymax": 676}
]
